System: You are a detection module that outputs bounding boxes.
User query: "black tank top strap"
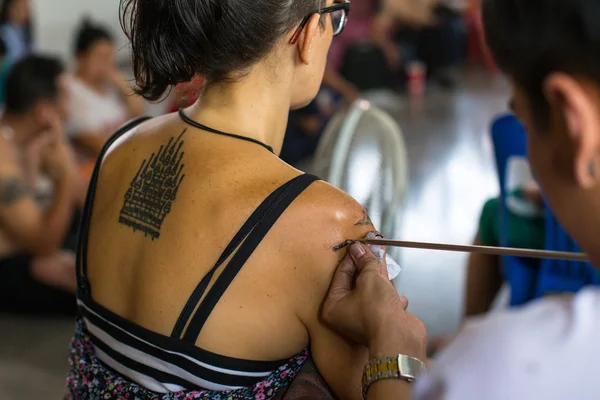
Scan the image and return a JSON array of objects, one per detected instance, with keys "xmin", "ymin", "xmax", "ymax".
[
  {"xmin": 170, "ymin": 177, "xmax": 299, "ymax": 338},
  {"xmin": 178, "ymin": 174, "xmax": 320, "ymax": 344},
  {"xmin": 76, "ymin": 117, "xmax": 152, "ymax": 299}
]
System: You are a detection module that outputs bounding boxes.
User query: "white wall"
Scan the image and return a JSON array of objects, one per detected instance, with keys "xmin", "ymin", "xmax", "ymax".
[{"xmin": 32, "ymin": 0, "xmax": 129, "ymax": 63}]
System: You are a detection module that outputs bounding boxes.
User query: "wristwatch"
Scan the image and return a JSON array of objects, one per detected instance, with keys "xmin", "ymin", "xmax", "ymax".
[{"xmin": 362, "ymin": 354, "xmax": 427, "ymax": 399}]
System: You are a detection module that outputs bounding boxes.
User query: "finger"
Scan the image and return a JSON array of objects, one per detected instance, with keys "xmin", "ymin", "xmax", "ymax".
[
  {"xmin": 399, "ymin": 296, "xmax": 409, "ymax": 310},
  {"xmin": 349, "ymin": 243, "xmax": 382, "ymax": 274},
  {"xmin": 367, "ymin": 245, "xmax": 388, "ymax": 279},
  {"xmin": 327, "ymin": 253, "xmax": 357, "ymax": 298}
]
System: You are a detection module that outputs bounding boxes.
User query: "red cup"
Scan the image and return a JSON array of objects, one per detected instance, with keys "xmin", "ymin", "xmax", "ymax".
[{"xmin": 406, "ymin": 61, "xmax": 426, "ymax": 98}]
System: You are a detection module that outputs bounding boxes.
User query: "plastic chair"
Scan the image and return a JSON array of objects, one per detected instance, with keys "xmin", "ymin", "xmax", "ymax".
[
  {"xmin": 490, "ymin": 114, "xmax": 538, "ymax": 306},
  {"xmin": 533, "ymin": 207, "xmax": 600, "ymax": 297},
  {"xmin": 312, "ymin": 99, "xmax": 409, "ymax": 239},
  {"xmin": 491, "ymin": 114, "xmax": 600, "ymax": 305}
]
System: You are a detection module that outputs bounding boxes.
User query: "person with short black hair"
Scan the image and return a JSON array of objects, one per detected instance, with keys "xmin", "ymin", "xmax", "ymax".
[
  {"xmin": 323, "ymin": 0, "xmax": 600, "ymax": 398},
  {"xmin": 64, "ymin": 1, "xmax": 394, "ymax": 399},
  {"xmin": 0, "ymin": 55, "xmax": 80, "ymax": 316},
  {"xmin": 67, "ymin": 19, "xmax": 144, "ymax": 177}
]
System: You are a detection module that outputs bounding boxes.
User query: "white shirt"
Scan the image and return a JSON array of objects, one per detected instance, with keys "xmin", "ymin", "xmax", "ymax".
[
  {"xmin": 414, "ymin": 288, "xmax": 600, "ymax": 400},
  {"xmin": 67, "ymin": 76, "xmax": 127, "ymax": 138}
]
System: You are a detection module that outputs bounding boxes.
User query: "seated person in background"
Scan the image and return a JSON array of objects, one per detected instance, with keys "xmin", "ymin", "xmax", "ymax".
[
  {"xmin": 465, "ymin": 158, "xmax": 545, "ymax": 317},
  {"xmin": 373, "ymin": 0, "xmax": 467, "ymax": 89},
  {"xmin": 67, "ymin": 19, "xmax": 144, "ymax": 177},
  {"xmin": 428, "ymin": 160, "xmax": 545, "ymax": 354},
  {"xmin": 0, "ymin": 55, "xmax": 80, "ymax": 316},
  {"xmin": 66, "ymin": 1, "xmax": 387, "ymax": 399},
  {"xmin": 0, "ymin": 36, "xmax": 6, "ymax": 108},
  {"xmin": 0, "ymin": 0, "xmax": 33, "ymax": 63},
  {"xmin": 280, "ymin": 97, "xmax": 329, "ymax": 165},
  {"xmin": 322, "ymin": 0, "xmax": 377, "ymax": 101},
  {"xmin": 0, "ymin": 0, "xmax": 32, "ymax": 105}
]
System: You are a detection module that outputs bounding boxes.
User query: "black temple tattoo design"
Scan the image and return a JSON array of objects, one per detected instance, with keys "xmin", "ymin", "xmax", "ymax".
[
  {"xmin": 0, "ymin": 176, "xmax": 30, "ymax": 206},
  {"xmin": 355, "ymin": 209, "xmax": 373, "ymax": 226},
  {"xmin": 118, "ymin": 130, "xmax": 186, "ymax": 240}
]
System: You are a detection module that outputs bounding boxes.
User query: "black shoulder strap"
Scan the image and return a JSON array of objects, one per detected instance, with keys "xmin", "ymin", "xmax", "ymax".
[
  {"xmin": 179, "ymin": 174, "xmax": 319, "ymax": 343},
  {"xmin": 76, "ymin": 117, "xmax": 152, "ymax": 299},
  {"xmin": 170, "ymin": 177, "xmax": 298, "ymax": 338}
]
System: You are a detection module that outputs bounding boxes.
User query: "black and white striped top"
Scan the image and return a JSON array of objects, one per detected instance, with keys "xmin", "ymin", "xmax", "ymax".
[{"xmin": 73, "ymin": 117, "xmax": 320, "ymax": 393}]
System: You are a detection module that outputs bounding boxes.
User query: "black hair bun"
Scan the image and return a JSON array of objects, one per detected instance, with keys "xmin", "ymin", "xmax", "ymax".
[{"xmin": 119, "ymin": 0, "xmax": 323, "ymax": 101}]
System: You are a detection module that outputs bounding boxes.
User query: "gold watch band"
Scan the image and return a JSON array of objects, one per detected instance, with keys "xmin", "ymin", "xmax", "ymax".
[{"xmin": 361, "ymin": 355, "xmax": 427, "ymax": 399}]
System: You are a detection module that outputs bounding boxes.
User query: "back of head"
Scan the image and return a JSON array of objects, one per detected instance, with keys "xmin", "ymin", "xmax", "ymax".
[
  {"xmin": 482, "ymin": 0, "xmax": 600, "ymax": 123},
  {"xmin": 74, "ymin": 18, "xmax": 114, "ymax": 56},
  {"xmin": 120, "ymin": 0, "xmax": 323, "ymax": 101},
  {"xmin": 5, "ymin": 54, "xmax": 64, "ymax": 115}
]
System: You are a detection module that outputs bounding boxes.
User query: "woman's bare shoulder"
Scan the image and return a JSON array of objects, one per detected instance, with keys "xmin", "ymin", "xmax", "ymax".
[
  {"xmin": 266, "ymin": 178, "xmax": 376, "ymax": 328},
  {"xmin": 276, "ymin": 179, "xmax": 375, "ymax": 274},
  {"xmin": 299, "ymin": 180, "xmax": 372, "ymax": 231}
]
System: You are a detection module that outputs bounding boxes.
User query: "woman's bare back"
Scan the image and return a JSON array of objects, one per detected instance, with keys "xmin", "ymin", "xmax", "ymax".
[{"xmin": 85, "ymin": 113, "xmax": 371, "ymax": 364}]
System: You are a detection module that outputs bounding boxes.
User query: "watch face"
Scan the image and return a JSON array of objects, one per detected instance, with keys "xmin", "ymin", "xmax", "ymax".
[{"xmin": 398, "ymin": 354, "xmax": 427, "ymax": 381}]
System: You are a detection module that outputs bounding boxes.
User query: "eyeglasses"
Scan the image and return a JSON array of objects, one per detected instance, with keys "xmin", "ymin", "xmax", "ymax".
[{"xmin": 290, "ymin": 0, "xmax": 351, "ymax": 44}]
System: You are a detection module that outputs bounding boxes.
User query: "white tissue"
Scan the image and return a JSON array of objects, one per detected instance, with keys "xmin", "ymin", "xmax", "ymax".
[
  {"xmin": 370, "ymin": 244, "xmax": 402, "ymax": 280},
  {"xmin": 385, "ymin": 254, "xmax": 402, "ymax": 280}
]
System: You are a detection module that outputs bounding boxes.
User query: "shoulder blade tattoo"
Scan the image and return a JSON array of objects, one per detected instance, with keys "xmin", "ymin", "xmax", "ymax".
[
  {"xmin": 0, "ymin": 176, "xmax": 30, "ymax": 206},
  {"xmin": 118, "ymin": 130, "xmax": 186, "ymax": 240}
]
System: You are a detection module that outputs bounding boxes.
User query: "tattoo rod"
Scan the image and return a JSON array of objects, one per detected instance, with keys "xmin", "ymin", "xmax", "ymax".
[{"xmin": 357, "ymin": 238, "xmax": 589, "ymax": 262}]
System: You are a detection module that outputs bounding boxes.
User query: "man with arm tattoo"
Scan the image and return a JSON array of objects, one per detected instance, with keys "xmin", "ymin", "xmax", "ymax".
[{"xmin": 0, "ymin": 55, "xmax": 81, "ymax": 315}]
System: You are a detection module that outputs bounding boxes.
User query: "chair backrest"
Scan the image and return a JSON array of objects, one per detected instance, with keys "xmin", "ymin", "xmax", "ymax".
[
  {"xmin": 534, "ymin": 207, "xmax": 600, "ymax": 297},
  {"xmin": 490, "ymin": 113, "xmax": 600, "ymax": 305},
  {"xmin": 490, "ymin": 113, "xmax": 538, "ymax": 306},
  {"xmin": 312, "ymin": 100, "xmax": 409, "ymax": 238}
]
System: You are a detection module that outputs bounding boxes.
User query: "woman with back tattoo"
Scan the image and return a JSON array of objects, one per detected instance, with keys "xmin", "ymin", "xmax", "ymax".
[{"xmin": 64, "ymin": 1, "xmax": 420, "ymax": 400}]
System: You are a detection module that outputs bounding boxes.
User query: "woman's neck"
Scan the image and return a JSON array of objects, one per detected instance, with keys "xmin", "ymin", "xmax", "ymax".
[{"xmin": 186, "ymin": 73, "xmax": 292, "ymax": 155}]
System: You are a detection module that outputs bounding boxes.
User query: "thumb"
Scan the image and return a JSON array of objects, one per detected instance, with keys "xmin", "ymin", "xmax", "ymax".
[
  {"xmin": 327, "ymin": 253, "xmax": 357, "ymax": 298},
  {"xmin": 322, "ymin": 254, "xmax": 356, "ymax": 326},
  {"xmin": 349, "ymin": 243, "xmax": 382, "ymax": 273}
]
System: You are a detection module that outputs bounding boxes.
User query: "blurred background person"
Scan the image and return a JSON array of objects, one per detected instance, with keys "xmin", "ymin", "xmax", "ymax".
[
  {"xmin": 280, "ymin": 97, "xmax": 330, "ymax": 165},
  {"xmin": 464, "ymin": 177, "xmax": 545, "ymax": 318},
  {"xmin": 0, "ymin": 0, "xmax": 33, "ymax": 106},
  {"xmin": 67, "ymin": 19, "xmax": 144, "ymax": 178},
  {"xmin": 0, "ymin": 0, "xmax": 33, "ymax": 63},
  {"xmin": 325, "ymin": 0, "xmax": 383, "ymax": 97},
  {"xmin": 0, "ymin": 55, "xmax": 80, "ymax": 316},
  {"xmin": 373, "ymin": 0, "xmax": 467, "ymax": 89}
]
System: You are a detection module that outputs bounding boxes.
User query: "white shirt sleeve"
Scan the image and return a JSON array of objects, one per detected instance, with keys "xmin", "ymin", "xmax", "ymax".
[
  {"xmin": 413, "ymin": 288, "xmax": 600, "ymax": 400},
  {"xmin": 66, "ymin": 77, "xmax": 127, "ymax": 138}
]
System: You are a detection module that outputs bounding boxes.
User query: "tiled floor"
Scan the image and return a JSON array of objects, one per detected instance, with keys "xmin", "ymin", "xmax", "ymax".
[
  {"xmin": 0, "ymin": 68, "xmax": 509, "ymax": 398},
  {"xmin": 392, "ymin": 70, "xmax": 508, "ymax": 337}
]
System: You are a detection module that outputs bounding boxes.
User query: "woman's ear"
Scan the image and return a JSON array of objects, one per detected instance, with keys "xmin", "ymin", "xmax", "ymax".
[
  {"xmin": 543, "ymin": 73, "xmax": 600, "ymax": 188},
  {"xmin": 297, "ymin": 14, "xmax": 322, "ymax": 65}
]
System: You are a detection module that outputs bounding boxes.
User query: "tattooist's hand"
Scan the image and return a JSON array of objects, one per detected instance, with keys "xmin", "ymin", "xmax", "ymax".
[{"xmin": 322, "ymin": 243, "xmax": 428, "ymax": 360}]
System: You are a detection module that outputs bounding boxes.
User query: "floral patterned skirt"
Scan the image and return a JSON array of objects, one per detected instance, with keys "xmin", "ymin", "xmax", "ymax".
[{"xmin": 66, "ymin": 319, "xmax": 309, "ymax": 400}]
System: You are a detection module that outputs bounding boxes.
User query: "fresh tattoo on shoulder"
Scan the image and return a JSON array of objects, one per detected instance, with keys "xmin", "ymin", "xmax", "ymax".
[
  {"xmin": 355, "ymin": 209, "xmax": 373, "ymax": 226},
  {"xmin": 333, "ymin": 240, "xmax": 354, "ymax": 251},
  {"xmin": 332, "ymin": 231, "xmax": 383, "ymax": 252},
  {"xmin": 118, "ymin": 130, "xmax": 186, "ymax": 240},
  {"xmin": 330, "ymin": 211, "xmax": 374, "ymax": 251},
  {"xmin": 0, "ymin": 176, "xmax": 30, "ymax": 206}
]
